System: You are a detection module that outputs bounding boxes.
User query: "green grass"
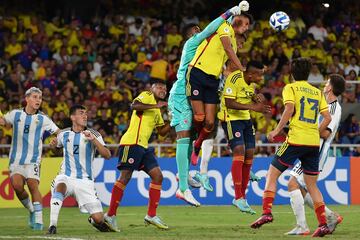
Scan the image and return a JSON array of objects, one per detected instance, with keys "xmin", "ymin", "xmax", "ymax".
[{"xmin": 0, "ymin": 205, "xmax": 358, "ymax": 239}]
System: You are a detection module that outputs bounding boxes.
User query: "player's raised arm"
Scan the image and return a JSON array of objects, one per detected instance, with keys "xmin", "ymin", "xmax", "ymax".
[
  {"xmin": 156, "ymin": 121, "xmax": 171, "ymax": 136},
  {"xmin": 83, "ymin": 130, "xmax": 111, "ymax": 159},
  {"xmin": 220, "ymin": 36, "xmax": 246, "ymax": 71},
  {"xmin": 131, "ymin": 100, "xmax": 167, "ymax": 111},
  {"xmin": 0, "ymin": 110, "xmax": 13, "ymax": 128},
  {"xmin": 193, "ymin": 4, "xmax": 244, "ymax": 45}
]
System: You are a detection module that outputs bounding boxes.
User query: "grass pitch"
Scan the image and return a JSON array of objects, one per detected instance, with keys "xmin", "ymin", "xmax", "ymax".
[{"xmin": 0, "ymin": 205, "xmax": 358, "ymax": 240}]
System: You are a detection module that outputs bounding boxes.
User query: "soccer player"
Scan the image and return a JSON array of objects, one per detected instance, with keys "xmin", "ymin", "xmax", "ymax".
[
  {"xmin": 106, "ymin": 81, "xmax": 171, "ymax": 230},
  {"xmin": 250, "ymin": 58, "xmax": 332, "ymax": 237},
  {"xmin": 218, "ymin": 60, "xmax": 271, "ymax": 214},
  {"xmin": 188, "ymin": 9, "xmax": 253, "ymax": 165},
  {"xmin": 286, "ymin": 74, "xmax": 345, "ymax": 235},
  {"xmin": 0, "ymin": 87, "xmax": 59, "ymax": 230},
  {"xmin": 194, "ymin": 33, "xmax": 261, "ymax": 192},
  {"xmin": 47, "ymin": 105, "xmax": 115, "ymax": 234},
  {"xmin": 168, "ymin": 2, "xmax": 247, "ymax": 206}
]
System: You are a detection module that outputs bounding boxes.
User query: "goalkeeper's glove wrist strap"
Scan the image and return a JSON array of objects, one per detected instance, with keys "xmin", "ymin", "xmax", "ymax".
[{"xmin": 221, "ymin": 10, "xmax": 232, "ymax": 20}]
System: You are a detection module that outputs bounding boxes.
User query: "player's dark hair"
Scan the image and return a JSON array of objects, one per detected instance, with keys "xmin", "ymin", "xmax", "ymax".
[
  {"xmin": 329, "ymin": 74, "xmax": 345, "ymax": 97},
  {"xmin": 240, "ymin": 12, "xmax": 254, "ymax": 24},
  {"xmin": 69, "ymin": 104, "xmax": 86, "ymax": 116},
  {"xmin": 291, "ymin": 58, "xmax": 312, "ymax": 81},
  {"xmin": 150, "ymin": 78, "xmax": 166, "ymax": 86},
  {"xmin": 246, "ymin": 61, "xmax": 264, "ymax": 71},
  {"xmin": 236, "ymin": 32, "xmax": 247, "ymax": 42},
  {"xmin": 183, "ymin": 23, "xmax": 198, "ymax": 38}
]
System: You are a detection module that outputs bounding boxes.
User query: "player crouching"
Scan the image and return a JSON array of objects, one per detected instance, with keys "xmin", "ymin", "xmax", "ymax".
[{"xmin": 47, "ymin": 105, "xmax": 118, "ymax": 234}]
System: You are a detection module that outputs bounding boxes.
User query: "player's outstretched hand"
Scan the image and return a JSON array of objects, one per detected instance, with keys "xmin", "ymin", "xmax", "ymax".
[
  {"xmin": 229, "ymin": 6, "xmax": 241, "ymax": 16},
  {"xmin": 49, "ymin": 137, "xmax": 58, "ymax": 148},
  {"xmin": 252, "ymin": 103, "xmax": 272, "ymax": 113},
  {"xmin": 254, "ymin": 93, "xmax": 266, "ymax": 103},
  {"xmin": 83, "ymin": 130, "xmax": 95, "ymax": 141},
  {"xmin": 157, "ymin": 101, "xmax": 168, "ymax": 108},
  {"xmin": 267, "ymin": 130, "xmax": 278, "ymax": 142},
  {"xmin": 239, "ymin": 0, "xmax": 249, "ymax": 12}
]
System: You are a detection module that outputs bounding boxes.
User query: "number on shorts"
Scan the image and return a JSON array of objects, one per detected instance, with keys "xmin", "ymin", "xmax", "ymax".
[
  {"xmin": 24, "ymin": 124, "xmax": 30, "ymax": 134},
  {"xmin": 34, "ymin": 164, "xmax": 39, "ymax": 176}
]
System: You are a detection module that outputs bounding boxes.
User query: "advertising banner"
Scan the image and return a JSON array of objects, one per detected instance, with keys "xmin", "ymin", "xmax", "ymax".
[{"xmin": 0, "ymin": 156, "xmax": 352, "ymax": 208}]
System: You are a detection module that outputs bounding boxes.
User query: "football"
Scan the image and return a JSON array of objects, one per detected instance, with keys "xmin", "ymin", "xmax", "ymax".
[{"xmin": 269, "ymin": 11, "xmax": 290, "ymax": 31}]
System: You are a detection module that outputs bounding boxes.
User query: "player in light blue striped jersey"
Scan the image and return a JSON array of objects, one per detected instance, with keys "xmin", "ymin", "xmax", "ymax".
[
  {"xmin": 47, "ymin": 105, "xmax": 117, "ymax": 234},
  {"xmin": 0, "ymin": 87, "xmax": 59, "ymax": 230}
]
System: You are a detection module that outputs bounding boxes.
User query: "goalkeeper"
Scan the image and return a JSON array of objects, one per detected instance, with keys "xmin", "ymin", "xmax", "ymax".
[{"xmin": 168, "ymin": 1, "xmax": 250, "ymax": 207}]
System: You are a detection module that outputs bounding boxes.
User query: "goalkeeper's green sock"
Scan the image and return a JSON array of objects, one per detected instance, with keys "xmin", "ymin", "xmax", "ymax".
[{"xmin": 176, "ymin": 137, "xmax": 190, "ymax": 192}]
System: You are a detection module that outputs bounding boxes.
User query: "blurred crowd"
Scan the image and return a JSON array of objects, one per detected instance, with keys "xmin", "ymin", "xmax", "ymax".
[{"xmin": 0, "ymin": 0, "xmax": 359, "ymax": 157}]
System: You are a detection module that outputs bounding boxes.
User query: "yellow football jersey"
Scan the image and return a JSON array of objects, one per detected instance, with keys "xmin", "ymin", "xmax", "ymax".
[
  {"xmin": 282, "ymin": 81, "xmax": 328, "ymax": 146},
  {"xmin": 120, "ymin": 91, "xmax": 164, "ymax": 148},
  {"xmin": 218, "ymin": 70, "xmax": 255, "ymax": 121},
  {"xmin": 189, "ymin": 22, "xmax": 237, "ymax": 78}
]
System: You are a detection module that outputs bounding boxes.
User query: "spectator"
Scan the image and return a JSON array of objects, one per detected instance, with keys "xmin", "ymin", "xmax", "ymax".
[
  {"xmin": 129, "ymin": 18, "xmax": 144, "ymax": 37},
  {"xmin": 308, "ymin": 64, "xmax": 324, "ymax": 83},
  {"xmin": 345, "ymin": 55, "xmax": 360, "ymax": 76},
  {"xmin": 165, "ymin": 24, "xmax": 183, "ymax": 52},
  {"xmin": 340, "ymin": 114, "xmax": 360, "ymax": 144},
  {"xmin": 307, "ymin": 19, "xmax": 328, "ymax": 42},
  {"xmin": 150, "ymin": 52, "xmax": 168, "ymax": 82}
]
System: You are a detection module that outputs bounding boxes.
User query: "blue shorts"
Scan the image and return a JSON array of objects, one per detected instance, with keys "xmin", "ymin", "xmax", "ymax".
[
  {"xmin": 272, "ymin": 143, "xmax": 320, "ymax": 175},
  {"xmin": 168, "ymin": 93, "xmax": 192, "ymax": 132},
  {"xmin": 117, "ymin": 145, "xmax": 158, "ymax": 173},
  {"xmin": 221, "ymin": 120, "xmax": 255, "ymax": 150},
  {"xmin": 187, "ymin": 67, "xmax": 220, "ymax": 104}
]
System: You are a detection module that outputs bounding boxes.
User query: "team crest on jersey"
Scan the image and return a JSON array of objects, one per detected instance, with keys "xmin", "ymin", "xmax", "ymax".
[
  {"xmin": 235, "ymin": 132, "xmax": 241, "ymax": 138},
  {"xmin": 226, "ymin": 87, "xmax": 232, "ymax": 94},
  {"xmin": 224, "ymin": 27, "xmax": 230, "ymax": 33},
  {"xmin": 193, "ymin": 90, "xmax": 199, "ymax": 96},
  {"xmin": 128, "ymin": 158, "xmax": 134, "ymax": 164}
]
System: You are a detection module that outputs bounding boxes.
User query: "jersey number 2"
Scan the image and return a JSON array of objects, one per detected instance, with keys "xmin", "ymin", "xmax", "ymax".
[
  {"xmin": 73, "ymin": 145, "xmax": 79, "ymax": 155},
  {"xmin": 299, "ymin": 97, "xmax": 318, "ymax": 124}
]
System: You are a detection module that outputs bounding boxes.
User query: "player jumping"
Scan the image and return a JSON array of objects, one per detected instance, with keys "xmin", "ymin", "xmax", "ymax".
[
  {"xmin": 194, "ymin": 33, "xmax": 262, "ymax": 192},
  {"xmin": 0, "ymin": 87, "xmax": 59, "ymax": 230},
  {"xmin": 285, "ymin": 74, "xmax": 345, "ymax": 235},
  {"xmin": 218, "ymin": 60, "xmax": 271, "ymax": 214},
  {"xmin": 106, "ymin": 81, "xmax": 171, "ymax": 230},
  {"xmin": 168, "ymin": 2, "xmax": 248, "ymax": 206},
  {"xmin": 250, "ymin": 58, "xmax": 332, "ymax": 237},
  {"xmin": 47, "ymin": 105, "xmax": 116, "ymax": 234},
  {"xmin": 187, "ymin": 6, "xmax": 252, "ymax": 166}
]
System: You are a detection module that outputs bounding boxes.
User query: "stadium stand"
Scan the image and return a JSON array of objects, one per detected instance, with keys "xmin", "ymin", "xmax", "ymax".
[{"xmin": 0, "ymin": 0, "xmax": 359, "ymax": 158}]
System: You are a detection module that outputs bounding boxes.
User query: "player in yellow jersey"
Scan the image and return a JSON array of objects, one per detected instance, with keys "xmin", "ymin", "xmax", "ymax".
[
  {"xmin": 106, "ymin": 81, "xmax": 171, "ymax": 230},
  {"xmin": 250, "ymin": 58, "xmax": 332, "ymax": 238},
  {"xmin": 187, "ymin": 13, "xmax": 253, "ymax": 165},
  {"xmin": 218, "ymin": 60, "xmax": 271, "ymax": 214}
]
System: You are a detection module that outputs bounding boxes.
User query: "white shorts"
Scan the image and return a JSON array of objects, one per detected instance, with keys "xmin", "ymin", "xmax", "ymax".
[
  {"xmin": 290, "ymin": 162, "xmax": 306, "ymax": 190},
  {"xmin": 51, "ymin": 174, "xmax": 103, "ymax": 214},
  {"xmin": 9, "ymin": 163, "xmax": 41, "ymax": 181}
]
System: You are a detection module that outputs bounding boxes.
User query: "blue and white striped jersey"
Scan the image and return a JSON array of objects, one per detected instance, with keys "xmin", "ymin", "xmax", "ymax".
[
  {"xmin": 57, "ymin": 128, "xmax": 105, "ymax": 180},
  {"xmin": 319, "ymin": 100, "xmax": 342, "ymax": 171},
  {"xmin": 4, "ymin": 109, "xmax": 59, "ymax": 165}
]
